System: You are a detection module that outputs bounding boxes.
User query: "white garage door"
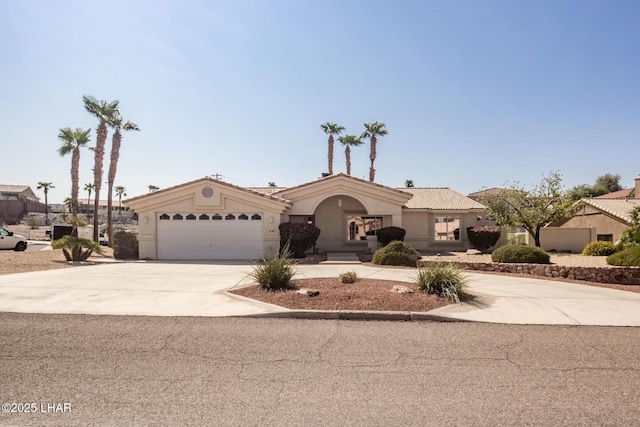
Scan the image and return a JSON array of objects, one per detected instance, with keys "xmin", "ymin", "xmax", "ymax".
[{"xmin": 157, "ymin": 213, "xmax": 265, "ymax": 260}]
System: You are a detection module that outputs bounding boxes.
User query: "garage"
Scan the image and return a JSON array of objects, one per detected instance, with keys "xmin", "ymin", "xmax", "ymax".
[{"xmin": 157, "ymin": 212, "xmax": 265, "ymax": 260}]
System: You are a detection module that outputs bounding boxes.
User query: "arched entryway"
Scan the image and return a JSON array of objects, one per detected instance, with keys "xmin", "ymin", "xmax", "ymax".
[{"xmin": 312, "ymin": 195, "xmax": 377, "ymax": 252}]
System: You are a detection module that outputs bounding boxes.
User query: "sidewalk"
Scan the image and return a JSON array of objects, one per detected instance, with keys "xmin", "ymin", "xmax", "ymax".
[{"xmin": 0, "ymin": 262, "xmax": 639, "ymax": 325}]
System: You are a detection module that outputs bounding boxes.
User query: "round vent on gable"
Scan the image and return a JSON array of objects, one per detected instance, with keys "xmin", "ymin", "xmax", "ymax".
[{"xmin": 202, "ymin": 186, "xmax": 214, "ymax": 198}]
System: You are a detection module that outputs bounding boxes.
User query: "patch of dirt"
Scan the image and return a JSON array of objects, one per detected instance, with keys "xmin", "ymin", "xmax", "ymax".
[
  {"xmin": 230, "ymin": 278, "xmax": 452, "ymax": 312},
  {"xmin": 0, "ymin": 247, "xmax": 114, "ymax": 275}
]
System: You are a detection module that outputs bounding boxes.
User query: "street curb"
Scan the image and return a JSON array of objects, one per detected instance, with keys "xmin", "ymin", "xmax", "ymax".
[{"xmin": 237, "ymin": 309, "xmax": 470, "ymax": 322}]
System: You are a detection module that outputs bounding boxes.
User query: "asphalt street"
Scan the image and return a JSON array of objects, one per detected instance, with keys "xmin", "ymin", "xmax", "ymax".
[{"xmin": 1, "ymin": 313, "xmax": 639, "ymax": 426}]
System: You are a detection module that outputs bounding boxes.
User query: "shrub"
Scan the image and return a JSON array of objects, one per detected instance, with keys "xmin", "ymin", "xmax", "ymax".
[
  {"xmin": 279, "ymin": 222, "xmax": 321, "ymax": 258},
  {"xmin": 466, "ymin": 226, "xmax": 501, "ymax": 253},
  {"xmin": 113, "ymin": 231, "xmax": 139, "ymax": 260},
  {"xmin": 372, "ymin": 241, "xmax": 421, "ymax": 267},
  {"xmin": 376, "ymin": 226, "xmax": 406, "ymax": 246},
  {"xmin": 491, "ymin": 245, "xmax": 550, "ymax": 264},
  {"xmin": 250, "ymin": 244, "xmax": 297, "ymax": 291},
  {"xmin": 26, "ymin": 216, "xmax": 41, "ymax": 229},
  {"xmin": 582, "ymin": 241, "xmax": 617, "ymax": 257},
  {"xmin": 606, "ymin": 245, "xmax": 640, "ymax": 266},
  {"xmin": 339, "ymin": 271, "xmax": 358, "ymax": 284},
  {"xmin": 51, "ymin": 235, "xmax": 102, "ymax": 261},
  {"xmin": 414, "ymin": 264, "xmax": 469, "ymax": 303}
]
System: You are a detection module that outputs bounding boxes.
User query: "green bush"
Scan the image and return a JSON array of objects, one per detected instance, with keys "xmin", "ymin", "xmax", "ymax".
[
  {"xmin": 466, "ymin": 226, "xmax": 501, "ymax": 253},
  {"xmin": 372, "ymin": 241, "xmax": 421, "ymax": 267},
  {"xmin": 414, "ymin": 264, "xmax": 469, "ymax": 303},
  {"xmin": 491, "ymin": 245, "xmax": 550, "ymax": 264},
  {"xmin": 250, "ymin": 244, "xmax": 297, "ymax": 290},
  {"xmin": 582, "ymin": 241, "xmax": 617, "ymax": 257},
  {"xmin": 606, "ymin": 245, "xmax": 640, "ymax": 266},
  {"xmin": 339, "ymin": 271, "xmax": 358, "ymax": 284},
  {"xmin": 113, "ymin": 231, "xmax": 139, "ymax": 260},
  {"xmin": 279, "ymin": 222, "xmax": 321, "ymax": 258},
  {"xmin": 376, "ymin": 226, "xmax": 406, "ymax": 246},
  {"xmin": 51, "ymin": 235, "xmax": 102, "ymax": 261}
]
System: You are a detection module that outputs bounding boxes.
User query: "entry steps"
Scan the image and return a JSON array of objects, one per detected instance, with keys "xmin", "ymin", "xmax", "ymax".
[{"xmin": 321, "ymin": 252, "xmax": 361, "ymax": 264}]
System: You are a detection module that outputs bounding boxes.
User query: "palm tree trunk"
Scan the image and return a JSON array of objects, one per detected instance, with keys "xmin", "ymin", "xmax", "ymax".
[
  {"xmin": 71, "ymin": 149, "xmax": 80, "ymax": 218},
  {"xmin": 328, "ymin": 135, "xmax": 334, "ymax": 175},
  {"xmin": 369, "ymin": 135, "xmax": 377, "ymax": 182},
  {"xmin": 93, "ymin": 120, "xmax": 108, "ymax": 242},
  {"xmin": 345, "ymin": 146, "xmax": 351, "ymax": 175},
  {"xmin": 106, "ymin": 130, "xmax": 122, "ymax": 247}
]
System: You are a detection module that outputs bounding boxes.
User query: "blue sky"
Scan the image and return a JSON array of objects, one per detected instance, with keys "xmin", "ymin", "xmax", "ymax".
[{"xmin": 1, "ymin": 0, "xmax": 639, "ymax": 204}]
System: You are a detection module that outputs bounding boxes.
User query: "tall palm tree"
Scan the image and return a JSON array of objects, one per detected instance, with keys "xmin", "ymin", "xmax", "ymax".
[
  {"xmin": 114, "ymin": 186, "xmax": 127, "ymax": 217},
  {"xmin": 84, "ymin": 183, "xmax": 95, "ymax": 219},
  {"xmin": 83, "ymin": 95, "xmax": 120, "ymax": 242},
  {"xmin": 361, "ymin": 121, "xmax": 388, "ymax": 182},
  {"xmin": 148, "ymin": 185, "xmax": 159, "ymax": 192},
  {"xmin": 57, "ymin": 128, "xmax": 91, "ymax": 219},
  {"xmin": 320, "ymin": 122, "xmax": 345, "ymax": 175},
  {"xmin": 405, "ymin": 179, "xmax": 414, "ymax": 188},
  {"xmin": 36, "ymin": 182, "xmax": 55, "ymax": 225},
  {"xmin": 338, "ymin": 135, "xmax": 363, "ymax": 176},
  {"xmin": 106, "ymin": 114, "xmax": 139, "ymax": 245}
]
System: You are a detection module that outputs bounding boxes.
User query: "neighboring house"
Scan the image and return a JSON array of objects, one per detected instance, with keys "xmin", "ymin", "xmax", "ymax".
[
  {"xmin": 125, "ymin": 174, "xmax": 486, "ymax": 260},
  {"xmin": 0, "ymin": 185, "xmax": 47, "ymax": 224},
  {"xmin": 557, "ymin": 176, "xmax": 640, "ymax": 243},
  {"xmin": 51, "ymin": 199, "xmax": 120, "ymax": 215}
]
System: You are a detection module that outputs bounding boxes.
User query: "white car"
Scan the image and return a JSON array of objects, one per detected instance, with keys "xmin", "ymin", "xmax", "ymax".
[{"xmin": 0, "ymin": 226, "xmax": 28, "ymax": 251}]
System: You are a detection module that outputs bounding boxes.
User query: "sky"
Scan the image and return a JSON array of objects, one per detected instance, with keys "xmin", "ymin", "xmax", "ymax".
[{"xmin": 1, "ymin": 0, "xmax": 639, "ymax": 204}]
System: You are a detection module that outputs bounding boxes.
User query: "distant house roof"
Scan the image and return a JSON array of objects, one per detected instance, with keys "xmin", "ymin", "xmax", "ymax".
[
  {"xmin": 400, "ymin": 188, "xmax": 486, "ymax": 211},
  {"xmin": 577, "ymin": 198, "xmax": 640, "ymax": 224},
  {"xmin": 468, "ymin": 187, "xmax": 505, "ymax": 199},
  {"xmin": 595, "ymin": 188, "xmax": 635, "ymax": 199},
  {"xmin": 0, "ymin": 185, "xmax": 40, "ymax": 202}
]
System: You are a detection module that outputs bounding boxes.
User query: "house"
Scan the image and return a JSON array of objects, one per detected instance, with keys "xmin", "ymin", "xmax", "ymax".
[
  {"xmin": 557, "ymin": 175, "xmax": 640, "ymax": 243},
  {"xmin": 124, "ymin": 174, "xmax": 486, "ymax": 260},
  {"xmin": 0, "ymin": 185, "xmax": 48, "ymax": 224}
]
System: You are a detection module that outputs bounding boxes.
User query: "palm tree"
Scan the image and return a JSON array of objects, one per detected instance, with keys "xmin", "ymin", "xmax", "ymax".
[
  {"xmin": 405, "ymin": 179, "xmax": 414, "ymax": 188},
  {"xmin": 148, "ymin": 185, "xmax": 159, "ymax": 192},
  {"xmin": 268, "ymin": 182, "xmax": 277, "ymax": 187},
  {"xmin": 83, "ymin": 95, "xmax": 120, "ymax": 242},
  {"xmin": 37, "ymin": 182, "xmax": 55, "ymax": 225},
  {"xmin": 338, "ymin": 135, "xmax": 363, "ymax": 176},
  {"xmin": 84, "ymin": 183, "xmax": 95, "ymax": 219},
  {"xmin": 57, "ymin": 128, "xmax": 91, "ymax": 219},
  {"xmin": 320, "ymin": 122, "xmax": 345, "ymax": 175},
  {"xmin": 114, "ymin": 186, "xmax": 126, "ymax": 217},
  {"xmin": 361, "ymin": 121, "xmax": 388, "ymax": 182},
  {"xmin": 106, "ymin": 114, "xmax": 139, "ymax": 245}
]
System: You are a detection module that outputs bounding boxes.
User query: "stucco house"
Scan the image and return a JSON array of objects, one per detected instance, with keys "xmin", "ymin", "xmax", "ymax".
[
  {"xmin": 124, "ymin": 174, "xmax": 486, "ymax": 260},
  {"xmin": 0, "ymin": 185, "xmax": 47, "ymax": 224}
]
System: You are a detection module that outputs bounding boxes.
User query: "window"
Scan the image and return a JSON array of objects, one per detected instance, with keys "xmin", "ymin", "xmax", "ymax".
[
  {"xmin": 186, "ymin": 214, "xmax": 196, "ymax": 220},
  {"xmin": 172, "ymin": 214, "xmax": 183, "ymax": 220},
  {"xmin": 346, "ymin": 216, "xmax": 382, "ymax": 241},
  {"xmin": 251, "ymin": 214, "xmax": 262, "ymax": 220},
  {"xmin": 597, "ymin": 234, "xmax": 613, "ymax": 242},
  {"xmin": 199, "ymin": 214, "xmax": 209, "ymax": 220},
  {"xmin": 434, "ymin": 216, "xmax": 460, "ymax": 241},
  {"xmin": 159, "ymin": 214, "xmax": 170, "ymax": 220},
  {"xmin": 225, "ymin": 214, "xmax": 235, "ymax": 220},
  {"xmin": 212, "ymin": 214, "xmax": 222, "ymax": 220},
  {"xmin": 238, "ymin": 214, "xmax": 249, "ymax": 220}
]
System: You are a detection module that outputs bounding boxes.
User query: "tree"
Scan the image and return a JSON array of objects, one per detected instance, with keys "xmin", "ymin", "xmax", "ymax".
[
  {"xmin": 83, "ymin": 95, "xmax": 120, "ymax": 242},
  {"xmin": 84, "ymin": 183, "xmax": 95, "ymax": 219},
  {"xmin": 148, "ymin": 185, "xmax": 160, "ymax": 192},
  {"xmin": 595, "ymin": 173, "xmax": 623, "ymax": 193},
  {"xmin": 106, "ymin": 114, "xmax": 139, "ymax": 246},
  {"xmin": 619, "ymin": 206, "xmax": 640, "ymax": 246},
  {"xmin": 361, "ymin": 121, "xmax": 388, "ymax": 182},
  {"xmin": 114, "ymin": 186, "xmax": 127, "ymax": 217},
  {"xmin": 480, "ymin": 171, "xmax": 574, "ymax": 247},
  {"xmin": 405, "ymin": 179, "xmax": 414, "ymax": 188},
  {"xmin": 268, "ymin": 182, "xmax": 277, "ymax": 187},
  {"xmin": 566, "ymin": 184, "xmax": 606, "ymax": 203},
  {"xmin": 36, "ymin": 182, "xmax": 55, "ymax": 225},
  {"xmin": 320, "ymin": 122, "xmax": 345, "ymax": 175},
  {"xmin": 338, "ymin": 135, "xmax": 363, "ymax": 176},
  {"xmin": 57, "ymin": 128, "xmax": 91, "ymax": 219}
]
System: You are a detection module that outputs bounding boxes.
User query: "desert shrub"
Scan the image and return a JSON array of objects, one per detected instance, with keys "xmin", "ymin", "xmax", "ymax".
[
  {"xmin": 250, "ymin": 243, "xmax": 297, "ymax": 290},
  {"xmin": 113, "ymin": 231, "xmax": 139, "ymax": 260},
  {"xmin": 26, "ymin": 216, "xmax": 41, "ymax": 229},
  {"xmin": 339, "ymin": 271, "xmax": 358, "ymax": 284},
  {"xmin": 606, "ymin": 245, "xmax": 640, "ymax": 266},
  {"xmin": 372, "ymin": 240, "xmax": 421, "ymax": 267},
  {"xmin": 414, "ymin": 264, "xmax": 469, "ymax": 303},
  {"xmin": 466, "ymin": 226, "xmax": 501, "ymax": 252},
  {"xmin": 279, "ymin": 222, "xmax": 321, "ymax": 258},
  {"xmin": 582, "ymin": 241, "xmax": 617, "ymax": 257},
  {"xmin": 376, "ymin": 226, "xmax": 406, "ymax": 246},
  {"xmin": 51, "ymin": 235, "xmax": 102, "ymax": 261},
  {"xmin": 491, "ymin": 245, "xmax": 550, "ymax": 264}
]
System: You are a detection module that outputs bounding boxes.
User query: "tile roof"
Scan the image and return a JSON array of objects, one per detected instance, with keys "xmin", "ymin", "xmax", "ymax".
[
  {"xmin": 400, "ymin": 188, "xmax": 486, "ymax": 210},
  {"xmin": 467, "ymin": 187, "xmax": 505, "ymax": 198},
  {"xmin": 580, "ymin": 198, "xmax": 640, "ymax": 223},
  {"xmin": 0, "ymin": 185, "xmax": 32, "ymax": 194},
  {"xmin": 271, "ymin": 173, "xmax": 412, "ymax": 198},
  {"xmin": 595, "ymin": 188, "xmax": 635, "ymax": 199}
]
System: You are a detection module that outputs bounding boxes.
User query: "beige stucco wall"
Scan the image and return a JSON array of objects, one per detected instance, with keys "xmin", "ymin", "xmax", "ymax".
[
  {"xmin": 560, "ymin": 212, "xmax": 629, "ymax": 243},
  {"xmin": 537, "ymin": 227, "xmax": 596, "ymax": 253}
]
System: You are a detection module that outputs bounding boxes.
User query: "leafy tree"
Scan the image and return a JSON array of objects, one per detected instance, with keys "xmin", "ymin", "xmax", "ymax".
[
  {"xmin": 83, "ymin": 95, "xmax": 120, "ymax": 242},
  {"xmin": 405, "ymin": 179, "xmax": 414, "ymax": 188},
  {"xmin": 619, "ymin": 206, "xmax": 640, "ymax": 246},
  {"xmin": 338, "ymin": 134, "xmax": 363, "ymax": 175},
  {"xmin": 36, "ymin": 182, "xmax": 55, "ymax": 225},
  {"xmin": 148, "ymin": 185, "xmax": 160, "ymax": 192},
  {"xmin": 84, "ymin": 183, "xmax": 95, "ymax": 219},
  {"xmin": 320, "ymin": 122, "xmax": 345, "ymax": 175},
  {"xmin": 114, "ymin": 186, "xmax": 127, "ymax": 216},
  {"xmin": 480, "ymin": 171, "xmax": 574, "ymax": 247},
  {"xmin": 361, "ymin": 121, "xmax": 388, "ymax": 182},
  {"xmin": 106, "ymin": 114, "xmax": 139, "ymax": 246},
  {"xmin": 566, "ymin": 184, "xmax": 606, "ymax": 202},
  {"xmin": 595, "ymin": 173, "xmax": 623, "ymax": 193},
  {"xmin": 57, "ymin": 128, "xmax": 91, "ymax": 218}
]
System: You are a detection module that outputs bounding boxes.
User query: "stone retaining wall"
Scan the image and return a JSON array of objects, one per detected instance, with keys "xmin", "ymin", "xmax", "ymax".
[{"xmin": 417, "ymin": 261, "xmax": 640, "ymax": 285}]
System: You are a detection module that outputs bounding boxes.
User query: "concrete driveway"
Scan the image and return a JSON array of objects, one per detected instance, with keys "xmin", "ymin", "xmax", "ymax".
[{"xmin": 1, "ymin": 261, "xmax": 640, "ymax": 325}]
